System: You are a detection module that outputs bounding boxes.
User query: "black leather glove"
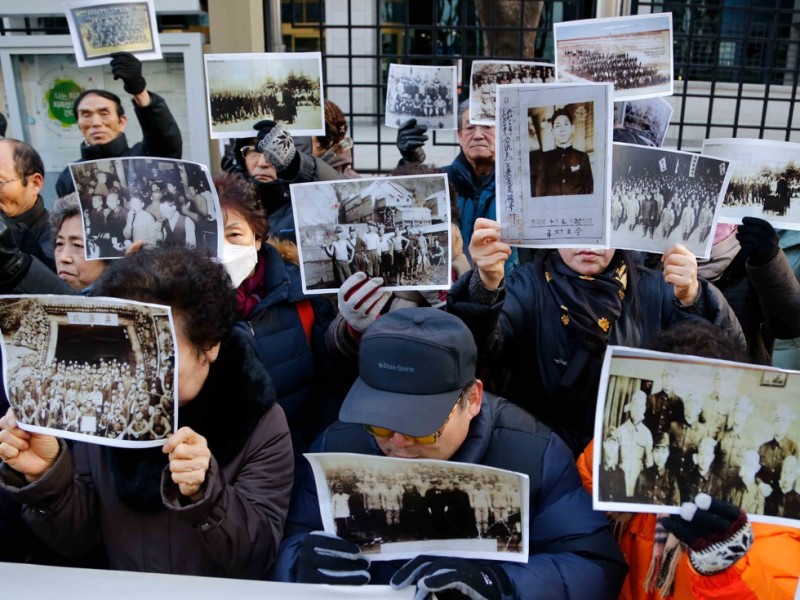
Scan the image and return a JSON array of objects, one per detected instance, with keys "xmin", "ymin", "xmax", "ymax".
[
  {"xmin": 390, "ymin": 555, "xmax": 511, "ymax": 600},
  {"xmin": 0, "ymin": 211, "xmax": 32, "ymax": 290},
  {"xmin": 662, "ymin": 493, "xmax": 753, "ymax": 575},
  {"xmin": 110, "ymin": 52, "xmax": 147, "ymax": 95},
  {"xmin": 396, "ymin": 118, "xmax": 428, "ymax": 163},
  {"xmin": 736, "ymin": 216, "xmax": 779, "ymax": 267},
  {"xmin": 296, "ymin": 532, "xmax": 370, "ymax": 585},
  {"xmin": 254, "ymin": 120, "xmax": 299, "ymax": 177}
]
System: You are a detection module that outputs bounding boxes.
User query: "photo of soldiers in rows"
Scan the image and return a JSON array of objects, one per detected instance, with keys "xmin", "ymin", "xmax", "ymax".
[
  {"xmin": 205, "ymin": 54, "xmax": 324, "ymax": 136},
  {"xmin": 0, "ymin": 298, "xmax": 175, "ymax": 445},
  {"xmin": 385, "ymin": 65, "xmax": 457, "ymax": 129},
  {"xmin": 469, "ymin": 61, "xmax": 555, "ymax": 123},
  {"xmin": 610, "ymin": 144, "xmax": 730, "ymax": 255},
  {"xmin": 210, "ymin": 82, "xmax": 318, "ymax": 128},
  {"xmin": 560, "ymin": 48, "xmax": 671, "ymax": 91},
  {"xmin": 324, "ymin": 466, "xmax": 523, "ymax": 554},
  {"xmin": 70, "ymin": 157, "xmax": 220, "ymax": 259},
  {"xmin": 75, "ymin": 3, "xmax": 154, "ymax": 55},
  {"xmin": 599, "ymin": 360, "xmax": 800, "ymax": 522}
]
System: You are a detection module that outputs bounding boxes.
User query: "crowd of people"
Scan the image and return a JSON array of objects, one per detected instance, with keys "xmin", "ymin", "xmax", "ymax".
[
  {"xmin": 611, "ymin": 173, "xmax": 719, "ymax": 243},
  {"xmin": 71, "ymin": 160, "xmax": 217, "ymax": 256},
  {"xmin": 561, "ymin": 48, "xmax": 671, "ymax": 90},
  {"xmin": 726, "ymin": 174, "xmax": 794, "ymax": 216},
  {"xmin": 0, "ymin": 24, "xmax": 798, "ymax": 600},
  {"xmin": 210, "ymin": 86, "xmax": 319, "ymax": 127}
]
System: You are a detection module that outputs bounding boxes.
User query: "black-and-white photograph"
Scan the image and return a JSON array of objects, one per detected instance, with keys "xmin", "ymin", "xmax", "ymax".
[
  {"xmin": 702, "ymin": 138, "xmax": 800, "ymax": 231},
  {"xmin": 65, "ymin": 0, "xmax": 161, "ymax": 67},
  {"xmin": 610, "ymin": 143, "xmax": 731, "ymax": 257},
  {"xmin": 385, "ymin": 64, "xmax": 458, "ymax": 130},
  {"xmin": 204, "ymin": 52, "xmax": 325, "ymax": 138},
  {"xmin": 306, "ymin": 452, "xmax": 530, "ymax": 562},
  {"xmin": 291, "ymin": 175, "xmax": 452, "ymax": 294},
  {"xmin": 496, "ymin": 83, "xmax": 612, "ymax": 248},
  {"xmin": 0, "ymin": 296, "xmax": 177, "ymax": 449},
  {"xmin": 554, "ymin": 13, "xmax": 673, "ymax": 101},
  {"xmin": 614, "ymin": 97, "xmax": 673, "ymax": 147},
  {"xmin": 594, "ymin": 346, "xmax": 800, "ymax": 527},
  {"xmin": 469, "ymin": 60, "xmax": 555, "ymax": 125},
  {"xmin": 68, "ymin": 157, "xmax": 222, "ymax": 260}
]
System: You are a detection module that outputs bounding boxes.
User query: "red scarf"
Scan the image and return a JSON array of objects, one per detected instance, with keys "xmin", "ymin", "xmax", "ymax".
[{"xmin": 236, "ymin": 254, "xmax": 267, "ymax": 319}]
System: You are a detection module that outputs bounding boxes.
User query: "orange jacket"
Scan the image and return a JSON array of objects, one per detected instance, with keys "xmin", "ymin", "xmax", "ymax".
[{"xmin": 578, "ymin": 440, "xmax": 800, "ymax": 600}]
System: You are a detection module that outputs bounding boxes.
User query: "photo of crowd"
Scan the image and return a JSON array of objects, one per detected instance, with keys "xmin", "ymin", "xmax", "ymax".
[
  {"xmin": 703, "ymin": 138, "xmax": 800, "ymax": 230},
  {"xmin": 614, "ymin": 97, "xmax": 673, "ymax": 147},
  {"xmin": 610, "ymin": 143, "xmax": 730, "ymax": 256},
  {"xmin": 597, "ymin": 349, "xmax": 800, "ymax": 526},
  {"xmin": 308, "ymin": 453, "xmax": 527, "ymax": 560},
  {"xmin": 69, "ymin": 157, "xmax": 221, "ymax": 260},
  {"xmin": 555, "ymin": 13, "xmax": 673, "ymax": 100},
  {"xmin": 469, "ymin": 60, "xmax": 555, "ymax": 124},
  {"xmin": 205, "ymin": 52, "xmax": 324, "ymax": 137},
  {"xmin": 385, "ymin": 64, "xmax": 457, "ymax": 130},
  {"xmin": 0, "ymin": 296, "xmax": 176, "ymax": 448},
  {"xmin": 292, "ymin": 175, "xmax": 452, "ymax": 293},
  {"xmin": 66, "ymin": 0, "xmax": 160, "ymax": 66}
]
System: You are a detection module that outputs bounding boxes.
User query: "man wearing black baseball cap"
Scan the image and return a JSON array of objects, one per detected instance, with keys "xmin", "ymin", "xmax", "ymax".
[{"xmin": 273, "ymin": 308, "xmax": 627, "ymax": 599}]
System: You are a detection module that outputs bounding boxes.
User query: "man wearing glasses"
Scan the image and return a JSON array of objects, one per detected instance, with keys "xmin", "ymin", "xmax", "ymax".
[{"xmin": 273, "ymin": 308, "xmax": 627, "ymax": 599}]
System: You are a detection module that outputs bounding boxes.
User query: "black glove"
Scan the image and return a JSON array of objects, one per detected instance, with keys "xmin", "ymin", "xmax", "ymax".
[
  {"xmin": 110, "ymin": 52, "xmax": 147, "ymax": 95},
  {"xmin": 254, "ymin": 120, "xmax": 299, "ymax": 177},
  {"xmin": 662, "ymin": 493, "xmax": 753, "ymax": 575},
  {"xmin": 736, "ymin": 216, "xmax": 779, "ymax": 266},
  {"xmin": 0, "ymin": 211, "xmax": 32, "ymax": 290},
  {"xmin": 390, "ymin": 555, "xmax": 511, "ymax": 600},
  {"xmin": 296, "ymin": 532, "xmax": 370, "ymax": 585},
  {"xmin": 396, "ymin": 118, "xmax": 428, "ymax": 163}
]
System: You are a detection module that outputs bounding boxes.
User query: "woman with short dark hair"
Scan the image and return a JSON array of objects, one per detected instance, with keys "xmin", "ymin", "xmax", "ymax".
[{"xmin": 0, "ymin": 246, "xmax": 293, "ymax": 578}]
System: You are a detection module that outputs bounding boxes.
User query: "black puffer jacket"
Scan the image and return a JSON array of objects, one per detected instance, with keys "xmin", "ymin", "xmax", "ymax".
[{"xmin": 55, "ymin": 92, "xmax": 182, "ymax": 196}]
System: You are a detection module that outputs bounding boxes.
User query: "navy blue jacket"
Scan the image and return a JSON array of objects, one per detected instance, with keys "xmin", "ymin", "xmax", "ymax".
[
  {"xmin": 448, "ymin": 257, "xmax": 746, "ymax": 455},
  {"xmin": 446, "ymin": 152, "xmax": 519, "ymax": 273},
  {"xmin": 272, "ymin": 393, "xmax": 628, "ymax": 599},
  {"xmin": 235, "ymin": 244, "xmax": 355, "ymax": 457}
]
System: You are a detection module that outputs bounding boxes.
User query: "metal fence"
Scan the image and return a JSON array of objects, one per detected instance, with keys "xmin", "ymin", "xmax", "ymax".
[
  {"xmin": 277, "ymin": 0, "xmax": 594, "ymax": 173},
  {"xmin": 631, "ymin": 0, "xmax": 800, "ymax": 149}
]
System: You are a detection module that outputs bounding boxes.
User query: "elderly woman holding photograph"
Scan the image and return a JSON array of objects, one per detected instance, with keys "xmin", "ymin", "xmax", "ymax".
[
  {"xmin": 0, "ymin": 247, "xmax": 293, "ymax": 578},
  {"xmin": 448, "ymin": 217, "xmax": 745, "ymax": 456}
]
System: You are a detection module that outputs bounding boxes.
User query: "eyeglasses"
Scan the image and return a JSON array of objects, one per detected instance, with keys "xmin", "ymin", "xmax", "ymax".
[
  {"xmin": 240, "ymin": 145, "xmax": 258, "ymax": 159},
  {"xmin": 0, "ymin": 176, "xmax": 22, "ymax": 189},
  {"xmin": 363, "ymin": 385, "xmax": 471, "ymax": 445}
]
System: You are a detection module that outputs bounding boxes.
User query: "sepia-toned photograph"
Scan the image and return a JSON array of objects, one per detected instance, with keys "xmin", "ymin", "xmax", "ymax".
[
  {"xmin": 65, "ymin": 0, "xmax": 161, "ymax": 67},
  {"xmin": 0, "ymin": 296, "xmax": 177, "ymax": 449},
  {"xmin": 702, "ymin": 138, "xmax": 800, "ymax": 231},
  {"xmin": 68, "ymin": 157, "xmax": 222, "ymax": 260},
  {"xmin": 468, "ymin": 60, "xmax": 555, "ymax": 125},
  {"xmin": 496, "ymin": 82, "xmax": 613, "ymax": 248},
  {"xmin": 614, "ymin": 97, "xmax": 673, "ymax": 147},
  {"xmin": 305, "ymin": 452, "xmax": 530, "ymax": 562},
  {"xmin": 204, "ymin": 52, "xmax": 325, "ymax": 138},
  {"xmin": 594, "ymin": 346, "xmax": 800, "ymax": 528},
  {"xmin": 610, "ymin": 143, "xmax": 731, "ymax": 257},
  {"xmin": 291, "ymin": 174, "xmax": 452, "ymax": 294},
  {"xmin": 385, "ymin": 64, "xmax": 458, "ymax": 130},
  {"xmin": 554, "ymin": 13, "xmax": 673, "ymax": 101}
]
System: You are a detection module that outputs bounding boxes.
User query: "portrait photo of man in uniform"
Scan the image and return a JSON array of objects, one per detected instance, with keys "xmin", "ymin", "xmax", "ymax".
[{"xmin": 529, "ymin": 104, "xmax": 594, "ymax": 198}]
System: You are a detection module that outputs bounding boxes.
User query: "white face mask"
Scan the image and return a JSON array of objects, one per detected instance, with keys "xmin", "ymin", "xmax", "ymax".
[{"xmin": 222, "ymin": 243, "xmax": 258, "ymax": 288}]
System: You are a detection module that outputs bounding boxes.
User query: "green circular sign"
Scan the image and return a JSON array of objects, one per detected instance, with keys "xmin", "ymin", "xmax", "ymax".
[{"xmin": 46, "ymin": 79, "xmax": 83, "ymax": 126}]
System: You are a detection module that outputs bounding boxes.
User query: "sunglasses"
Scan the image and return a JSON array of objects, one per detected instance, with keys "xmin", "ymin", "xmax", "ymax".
[{"xmin": 363, "ymin": 385, "xmax": 470, "ymax": 445}]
